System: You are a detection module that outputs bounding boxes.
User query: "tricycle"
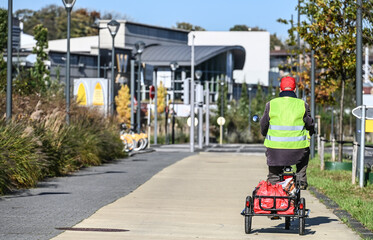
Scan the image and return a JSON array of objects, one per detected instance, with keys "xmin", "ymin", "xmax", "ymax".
[{"xmin": 242, "ymin": 166, "xmax": 310, "ymax": 235}]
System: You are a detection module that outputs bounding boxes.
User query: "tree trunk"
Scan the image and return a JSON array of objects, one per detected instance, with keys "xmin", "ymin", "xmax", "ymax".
[{"xmin": 338, "ymin": 79, "xmax": 345, "ymax": 162}]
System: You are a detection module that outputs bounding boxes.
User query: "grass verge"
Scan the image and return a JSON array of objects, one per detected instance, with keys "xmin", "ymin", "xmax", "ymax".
[{"xmin": 308, "ymin": 156, "xmax": 373, "ymax": 232}]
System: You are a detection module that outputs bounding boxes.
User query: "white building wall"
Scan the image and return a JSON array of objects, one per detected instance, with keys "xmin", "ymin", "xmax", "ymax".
[
  {"xmin": 188, "ymin": 31, "xmax": 270, "ymax": 86},
  {"xmin": 99, "ymin": 20, "xmax": 126, "ymax": 50},
  {"xmin": 47, "ymin": 36, "xmax": 98, "ymax": 53}
]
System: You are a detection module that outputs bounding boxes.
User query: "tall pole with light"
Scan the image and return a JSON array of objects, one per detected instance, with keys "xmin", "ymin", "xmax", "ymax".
[
  {"xmin": 92, "ymin": 18, "xmax": 105, "ymax": 78},
  {"xmin": 296, "ymin": 0, "xmax": 300, "ymax": 97},
  {"xmin": 310, "ymin": 14, "xmax": 316, "ymax": 159},
  {"xmin": 6, "ymin": 0, "xmax": 13, "ymax": 121},
  {"xmin": 107, "ymin": 19, "xmax": 120, "ymax": 116},
  {"xmin": 195, "ymin": 70, "xmax": 203, "ymax": 149},
  {"xmin": 190, "ymin": 32, "xmax": 195, "ymax": 152},
  {"xmin": 135, "ymin": 41, "xmax": 145, "ymax": 133},
  {"xmin": 170, "ymin": 61, "xmax": 179, "ymax": 144},
  {"xmin": 248, "ymin": 86, "xmax": 252, "ymax": 135},
  {"xmin": 356, "ymin": 0, "xmax": 363, "ymax": 186},
  {"xmin": 205, "ymin": 80, "xmax": 210, "ymax": 146},
  {"xmin": 62, "ymin": 0, "xmax": 76, "ymax": 124}
]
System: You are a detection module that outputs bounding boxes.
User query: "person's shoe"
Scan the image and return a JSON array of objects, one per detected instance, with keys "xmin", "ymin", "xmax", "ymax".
[
  {"xmin": 240, "ymin": 209, "xmax": 245, "ymax": 216},
  {"xmin": 299, "ymin": 182, "xmax": 308, "ymax": 190}
]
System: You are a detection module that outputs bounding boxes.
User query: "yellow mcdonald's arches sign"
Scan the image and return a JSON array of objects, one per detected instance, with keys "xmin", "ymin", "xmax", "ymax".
[
  {"xmin": 92, "ymin": 82, "xmax": 104, "ymax": 106},
  {"xmin": 76, "ymin": 83, "xmax": 87, "ymax": 106},
  {"xmin": 116, "ymin": 53, "xmax": 128, "ymax": 83}
]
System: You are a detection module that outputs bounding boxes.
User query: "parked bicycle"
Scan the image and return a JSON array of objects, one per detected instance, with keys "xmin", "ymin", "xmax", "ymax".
[{"xmin": 119, "ymin": 124, "xmax": 148, "ymax": 153}]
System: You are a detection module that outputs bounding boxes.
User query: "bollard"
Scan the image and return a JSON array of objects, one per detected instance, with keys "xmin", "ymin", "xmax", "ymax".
[
  {"xmin": 331, "ymin": 138, "xmax": 336, "ymax": 161},
  {"xmin": 352, "ymin": 141, "xmax": 358, "ymax": 184},
  {"xmin": 320, "ymin": 137, "xmax": 325, "ymax": 170},
  {"xmin": 317, "ymin": 135, "xmax": 321, "ymax": 154}
]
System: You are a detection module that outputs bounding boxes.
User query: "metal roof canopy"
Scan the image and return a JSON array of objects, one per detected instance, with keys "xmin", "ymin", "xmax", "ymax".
[{"xmin": 140, "ymin": 45, "xmax": 245, "ymax": 68}]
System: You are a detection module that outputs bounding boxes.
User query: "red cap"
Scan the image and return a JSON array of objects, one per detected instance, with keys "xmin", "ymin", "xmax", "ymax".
[{"xmin": 280, "ymin": 76, "xmax": 296, "ymax": 91}]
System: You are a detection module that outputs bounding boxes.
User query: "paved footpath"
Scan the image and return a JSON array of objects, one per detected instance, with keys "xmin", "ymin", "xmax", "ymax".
[{"xmin": 53, "ymin": 152, "xmax": 360, "ymax": 240}]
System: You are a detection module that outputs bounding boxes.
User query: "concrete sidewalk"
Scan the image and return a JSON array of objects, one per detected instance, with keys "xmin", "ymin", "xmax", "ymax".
[{"xmin": 52, "ymin": 153, "xmax": 360, "ymax": 240}]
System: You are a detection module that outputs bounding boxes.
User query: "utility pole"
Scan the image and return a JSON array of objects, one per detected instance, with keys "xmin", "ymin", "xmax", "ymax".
[
  {"xmin": 296, "ymin": 0, "xmax": 300, "ymax": 97},
  {"xmin": 356, "ymin": 0, "xmax": 363, "ymax": 177},
  {"xmin": 6, "ymin": 0, "xmax": 13, "ymax": 121},
  {"xmin": 190, "ymin": 32, "xmax": 195, "ymax": 152}
]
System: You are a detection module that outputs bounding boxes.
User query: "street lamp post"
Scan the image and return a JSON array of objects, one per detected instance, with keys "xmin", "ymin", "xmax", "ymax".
[
  {"xmin": 170, "ymin": 61, "xmax": 179, "ymax": 144},
  {"xmin": 220, "ymin": 81, "xmax": 224, "ymax": 117},
  {"xmin": 6, "ymin": 0, "xmax": 13, "ymax": 121},
  {"xmin": 195, "ymin": 70, "xmax": 203, "ymax": 149},
  {"xmin": 248, "ymin": 86, "xmax": 252, "ymax": 135},
  {"xmin": 92, "ymin": 18, "xmax": 105, "ymax": 78},
  {"xmin": 107, "ymin": 19, "xmax": 120, "ymax": 116},
  {"xmin": 190, "ymin": 32, "xmax": 195, "ymax": 152},
  {"xmin": 135, "ymin": 41, "xmax": 145, "ymax": 133},
  {"xmin": 62, "ymin": 0, "xmax": 76, "ymax": 124},
  {"xmin": 205, "ymin": 81, "xmax": 210, "ymax": 146}
]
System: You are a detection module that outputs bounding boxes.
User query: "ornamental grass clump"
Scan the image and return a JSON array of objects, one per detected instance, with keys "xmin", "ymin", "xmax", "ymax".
[
  {"xmin": 0, "ymin": 94, "xmax": 126, "ymax": 194},
  {"xmin": 0, "ymin": 121, "xmax": 45, "ymax": 194}
]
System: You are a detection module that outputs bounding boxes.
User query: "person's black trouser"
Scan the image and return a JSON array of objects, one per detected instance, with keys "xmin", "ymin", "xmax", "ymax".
[{"xmin": 267, "ymin": 152, "xmax": 309, "ymax": 186}]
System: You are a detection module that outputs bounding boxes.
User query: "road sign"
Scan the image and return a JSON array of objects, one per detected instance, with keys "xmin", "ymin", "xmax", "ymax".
[
  {"xmin": 217, "ymin": 116, "xmax": 226, "ymax": 126},
  {"xmin": 149, "ymin": 85, "xmax": 155, "ymax": 100},
  {"xmin": 352, "ymin": 105, "xmax": 373, "ymax": 119},
  {"xmin": 366, "ymin": 120, "xmax": 373, "ymax": 132}
]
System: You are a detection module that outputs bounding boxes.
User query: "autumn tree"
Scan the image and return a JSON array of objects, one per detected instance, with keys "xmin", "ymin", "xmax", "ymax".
[
  {"xmin": 175, "ymin": 22, "xmax": 205, "ymax": 31},
  {"xmin": 279, "ymin": 0, "xmax": 373, "ymax": 161},
  {"xmin": 157, "ymin": 81, "xmax": 167, "ymax": 114},
  {"xmin": 115, "ymin": 84, "xmax": 131, "ymax": 126},
  {"xmin": 229, "ymin": 24, "xmax": 284, "ymax": 50},
  {"xmin": 16, "ymin": 5, "xmax": 100, "ymax": 40}
]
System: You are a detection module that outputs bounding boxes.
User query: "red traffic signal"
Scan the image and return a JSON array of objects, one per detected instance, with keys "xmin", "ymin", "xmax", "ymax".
[{"xmin": 149, "ymin": 85, "xmax": 155, "ymax": 100}]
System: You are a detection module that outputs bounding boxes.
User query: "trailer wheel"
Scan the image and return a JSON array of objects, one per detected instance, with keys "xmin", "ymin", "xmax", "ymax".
[
  {"xmin": 299, "ymin": 198, "xmax": 306, "ymax": 235},
  {"xmin": 245, "ymin": 196, "xmax": 252, "ymax": 234}
]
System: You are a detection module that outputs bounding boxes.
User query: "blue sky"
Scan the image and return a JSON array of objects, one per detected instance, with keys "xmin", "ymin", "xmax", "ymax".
[{"xmin": 2, "ymin": 0, "xmax": 298, "ymax": 40}]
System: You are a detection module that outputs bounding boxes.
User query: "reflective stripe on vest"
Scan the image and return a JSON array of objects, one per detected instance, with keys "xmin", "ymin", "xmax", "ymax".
[
  {"xmin": 269, "ymin": 125, "xmax": 304, "ymax": 131},
  {"xmin": 264, "ymin": 97, "xmax": 309, "ymax": 149},
  {"xmin": 266, "ymin": 135, "xmax": 307, "ymax": 142}
]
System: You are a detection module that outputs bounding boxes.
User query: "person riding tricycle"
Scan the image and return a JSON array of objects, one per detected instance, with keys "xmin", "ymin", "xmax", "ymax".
[{"xmin": 242, "ymin": 76, "xmax": 314, "ymax": 235}]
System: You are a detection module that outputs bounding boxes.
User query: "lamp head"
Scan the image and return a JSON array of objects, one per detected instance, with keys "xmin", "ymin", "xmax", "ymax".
[
  {"xmin": 170, "ymin": 61, "xmax": 179, "ymax": 71},
  {"xmin": 195, "ymin": 70, "xmax": 203, "ymax": 80},
  {"xmin": 107, "ymin": 19, "xmax": 120, "ymax": 37},
  {"xmin": 135, "ymin": 41, "xmax": 146, "ymax": 54},
  {"xmin": 62, "ymin": 0, "xmax": 76, "ymax": 10}
]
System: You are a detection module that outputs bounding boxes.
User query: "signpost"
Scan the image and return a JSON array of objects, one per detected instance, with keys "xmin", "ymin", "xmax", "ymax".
[
  {"xmin": 352, "ymin": 105, "xmax": 373, "ymax": 188},
  {"xmin": 217, "ymin": 116, "xmax": 226, "ymax": 145},
  {"xmin": 148, "ymin": 85, "xmax": 155, "ymax": 148}
]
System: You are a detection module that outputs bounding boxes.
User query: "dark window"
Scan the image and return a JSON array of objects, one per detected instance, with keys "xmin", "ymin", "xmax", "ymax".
[
  {"xmin": 126, "ymin": 24, "xmax": 188, "ymax": 42},
  {"xmin": 50, "ymin": 53, "xmax": 66, "ymax": 64},
  {"xmin": 79, "ymin": 55, "xmax": 96, "ymax": 67}
]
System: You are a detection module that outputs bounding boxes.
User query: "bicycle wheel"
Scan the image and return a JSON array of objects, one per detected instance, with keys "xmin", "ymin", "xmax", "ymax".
[
  {"xmin": 299, "ymin": 198, "xmax": 306, "ymax": 235},
  {"xmin": 245, "ymin": 196, "xmax": 252, "ymax": 234}
]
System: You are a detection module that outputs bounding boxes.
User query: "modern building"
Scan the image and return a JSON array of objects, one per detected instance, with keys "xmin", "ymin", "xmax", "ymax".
[
  {"xmin": 22, "ymin": 20, "xmax": 268, "ymax": 103},
  {"xmin": 14, "ymin": 20, "xmax": 272, "ymax": 118}
]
